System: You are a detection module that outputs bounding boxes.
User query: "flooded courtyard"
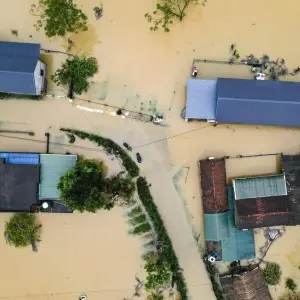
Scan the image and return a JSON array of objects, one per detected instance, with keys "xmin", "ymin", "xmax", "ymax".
[{"xmin": 0, "ymin": 0, "xmax": 300, "ymax": 299}]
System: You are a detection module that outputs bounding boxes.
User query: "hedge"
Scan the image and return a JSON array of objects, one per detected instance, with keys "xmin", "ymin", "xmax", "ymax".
[
  {"xmin": 60, "ymin": 128, "xmax": 139, "ymax": 177},
  {"xmin": 137, "ymin": 176, "xmax": 188, "ymax": 300}
]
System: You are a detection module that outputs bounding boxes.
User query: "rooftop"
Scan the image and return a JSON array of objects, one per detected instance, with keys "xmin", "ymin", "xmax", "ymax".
[
  {"xmin": 39, "ymin": 154, "xmax": 77, "ymax": 200},
  {"xmin": 200, "ymin": 158, "xmax": 228, "ymax": 214},
  {"xmin": 0, "ymin": 41, "xmax": 41, "ymax": 95},
  {"xmin": 220, "ymin": 267, "xmax": 272, "ymax": 300},
  {"xmin": 233, "ymin": 174, "xmax": 287, "ymax": 200},
  {"xmin": 0, "ymin": 159, "xmax": 39, "ymax": 212}
]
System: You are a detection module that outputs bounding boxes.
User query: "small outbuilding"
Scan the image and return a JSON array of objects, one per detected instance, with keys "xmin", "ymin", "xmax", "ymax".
[{"xmin": 0, "ymin": 41, "xmax": 46, "ymax": 95}]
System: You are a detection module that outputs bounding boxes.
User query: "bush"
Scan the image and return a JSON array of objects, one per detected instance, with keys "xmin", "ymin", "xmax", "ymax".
[
  {"xmin": 286, "ymin": 278, "xmax": 297, "ymax": 291},
  {"xmin": 137, "ymin": 177, "xmax": 188, "ymax": 300},
  {"xmin": 60, "ymin": 128, "xmax": 139, "ymax": 177},
  {"xmin": 5, "ymin": 213, "xmax": 40, "ymax": 247},
  {"xmin": 279, "ymin": 292, "xmax": 300, "ymax": 300},
  {"xmin": 263, "ymin": 262, "xmax": 282, "ymax": 285}
]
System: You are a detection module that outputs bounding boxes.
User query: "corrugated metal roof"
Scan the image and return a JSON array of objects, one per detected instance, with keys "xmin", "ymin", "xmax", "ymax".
[
  {"xmin": 204, "ymin": 213, "xmax": 229, "ymax": 241},
  {"xmin": 216, "ymin": 78, "xmax": 300, "ymax": 127},
  {"xmin": 185, "ymin": 79, "xmax": 217, "ymax": 120},
  {"xmin": 0, "ymin": 41, "xmax": 40, "ymax": 95},
  {"xmin": 0, "ymin": 152, "xmax": 39, "ymax": 165},
  {"xmin": 222, "ymin": 211, "xmax": 255, "ymax": 261},
  {"xmin": 39, "ymin": 154, "xmax": 77, "ymax": 200},
  {"xmin": 233, "ymin": 174, "xmax": 287, "ymax": 200}
]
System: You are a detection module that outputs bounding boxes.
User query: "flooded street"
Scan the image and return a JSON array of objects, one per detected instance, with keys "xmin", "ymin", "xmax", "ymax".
[{"xmin": 0, "ymin": 0, "xmax": 300, "ymax": 299}]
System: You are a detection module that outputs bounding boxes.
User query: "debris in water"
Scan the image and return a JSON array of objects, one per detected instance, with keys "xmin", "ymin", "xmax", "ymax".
[{"xmin": 94, "ymin": 4, "xmax": 103, "ymax": 20}]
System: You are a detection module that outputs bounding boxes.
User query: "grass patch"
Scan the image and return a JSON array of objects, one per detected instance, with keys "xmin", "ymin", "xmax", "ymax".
[{"xmin": 60, "ymin": 128, "xmax": 139, "ymax": 177}]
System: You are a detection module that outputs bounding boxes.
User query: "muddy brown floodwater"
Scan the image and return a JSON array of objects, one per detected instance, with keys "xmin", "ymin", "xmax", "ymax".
[{"xmin": 1, "ymin": 0, "xmax": 300, "ymax": 299}]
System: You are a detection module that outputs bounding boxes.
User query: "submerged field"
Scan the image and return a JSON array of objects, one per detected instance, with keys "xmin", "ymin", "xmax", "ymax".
[{"xmin": 1, "ymin": 0, "xmax": 300, "ymax": 299}]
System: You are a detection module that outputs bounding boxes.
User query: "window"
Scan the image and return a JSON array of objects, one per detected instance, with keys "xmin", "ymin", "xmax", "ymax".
[{"xmin": 40, "ymin": 69, "xmax": 44, "ymax": 76}]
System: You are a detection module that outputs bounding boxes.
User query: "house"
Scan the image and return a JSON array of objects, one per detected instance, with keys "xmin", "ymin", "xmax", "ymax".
[
  {"xmin": 0, "ymin": 41, "xmax": 46, "ymax": 95},
  {"xmin": 0, "ymin": 152, "xmax": 76, "ymax": 213},
  {"xmin": 220, "ymin": 267, "xmax": 272, "ymax": 300},
  {"xmin": 200, "ymin": 158, "xmax": 255, "ymax": 262},
  {"xmin": 186, "ymin": 78, "xmax": 300, "ymax": 127}
]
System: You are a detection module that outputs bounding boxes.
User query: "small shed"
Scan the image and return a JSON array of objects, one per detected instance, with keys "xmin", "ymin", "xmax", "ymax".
[
  {"xmin": 0, "ymin": 41, "xmax": 46, "ymax": 95},
  {"xmin": 39, "ymin": 154, "xmax": 77, "ymax": 200}
]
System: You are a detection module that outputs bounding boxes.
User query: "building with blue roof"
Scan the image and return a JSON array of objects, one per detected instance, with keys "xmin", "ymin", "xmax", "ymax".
[
  {"xmin": 0, "ymin": 41, "xmax": 46, "ymax": 95},
  {"xmin": 186, "ymin": 78, "xmax": 300, "ymax": 127}
]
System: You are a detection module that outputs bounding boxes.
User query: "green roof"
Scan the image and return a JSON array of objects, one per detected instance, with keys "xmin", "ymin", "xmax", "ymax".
[
  {"xmin": 39, "ymin": 154, "xmax": 77, "ymax": 200},
  {"xmin": 204, "ymin": 187, "xmax": 256, "ymax": 262},
  {"xmin": 204, "ymin": 213, "xmax": 229, "ymax": 241},
  {"xmin": 233, "ymin": 174, "xmax": 287, "ymax": 200}
]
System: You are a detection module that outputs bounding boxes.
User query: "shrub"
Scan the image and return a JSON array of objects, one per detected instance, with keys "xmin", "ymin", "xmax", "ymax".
[
  {"xmin": 279, "ymin": 292, "xmax": 300, "ymax": 300},
  {"xmin": 60, "ymin": 128, "xmax": 139, "ymax": 177},
  {"xmin": 286, "ymin": 278, "xmax": 297, "ymax": 291},
  {"xmin": 263, "ymin": 262, "xmax": 282, "ymax": 285},
  {"xmin": 5, "ymin": 213, "xmax": 40, "ymax": 247},
  {"xmin": 137, "ymin": 177, "xmax": 188, "ymax": 300}
]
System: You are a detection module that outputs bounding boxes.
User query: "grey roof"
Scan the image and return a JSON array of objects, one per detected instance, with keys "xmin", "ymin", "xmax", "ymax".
[
  {"xmin": 216, "ymin": 78, "xmax": 300, "ymax": 127},
  {"xmin": 185, "ymin": 79, "xmax": 217, "ymax": 120},
  {"xmin": 233, "ymin": 174, "xmax": 287, "ymax": 200},
  {"xmin": 39, "ymin": 154, "xmax": 77, "ymax": 200},
  {"xmin": 0, "ymin": 41, "xmax": 40, "ymax": 95}
]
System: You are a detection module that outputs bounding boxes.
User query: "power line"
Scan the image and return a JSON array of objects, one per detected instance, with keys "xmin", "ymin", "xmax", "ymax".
[{"xmin": 133, "ymin": 124, "xmax": 213, "ymax": 149}]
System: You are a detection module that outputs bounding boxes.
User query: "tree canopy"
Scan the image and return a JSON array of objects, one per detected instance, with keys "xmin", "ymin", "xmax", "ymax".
[
  {"xmin": 58, "ymin": 159, "xmax": 135, "ymax": 212},
  {"xmin": 263, "ymin": 262, "xmax": 282, "ymax": 285},
  {"xmin": 145, "ymin": 0, "xmax": 206, "ymax": 32},
  {"xmin": 31, "ymin": 0, "xmax": 88, "ymax": 37},
  {"xmin": 5, "ymin": 213, "xmax": 41, "ymax": 247},
  {"xmin": 52, "ymin": 56, "xmax": 98, "ymax": 96}
]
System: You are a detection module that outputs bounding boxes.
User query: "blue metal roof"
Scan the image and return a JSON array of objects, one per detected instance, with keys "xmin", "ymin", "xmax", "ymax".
[
  {"xmin": 185, "ymin": 79, "xmax": 217, "ymax": 120},
  {"xmin": 204, "ymin": 213, "xmax": 229, "ymax": 241},
  {"xmin": 0, "ymin": 152, "xmax": 39, "ymax": 165},
  {"xmin": 0, "ymin": 41, "xmax": 40, "ymax": 95},
  {"xmin": 216, "ymin": 78, "xmax": 300, "ymax": 127}
]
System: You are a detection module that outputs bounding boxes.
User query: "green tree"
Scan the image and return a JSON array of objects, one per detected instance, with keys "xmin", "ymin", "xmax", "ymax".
[
  {"xmin": 52, "ymin": 56, "xmax": 98, "ymax": 95},
  {"xmin": 145, "ymin": 0, "xmax": 206, "ymax": 32},
  {"xmin": 58, "ymin": 159, "xmax": 112, "ymax": 212},
  {"xmin": 145, "ymin": 260, "xmax": 172, "ymax": 292},
  {"xmin": 31, "ymin": 0, "xmax": 88, "ymax": 37},
  {"xmin": 263, "ymin": 262, "xmax": 282, "ymax": 285},
  {"xmin": 286, "ymin": 278, "xmax": 297, "ymax": 292},
  {"xmin": 147, "ymin": 293, "xmax": 164, "ymax": 300},
  {"xmin": 5, "ymin": 213, "xmax": 41, "ymax": 247},
  {"xmin": 104, "ymin": 172, "xmax": 135, "ymax": 206}
]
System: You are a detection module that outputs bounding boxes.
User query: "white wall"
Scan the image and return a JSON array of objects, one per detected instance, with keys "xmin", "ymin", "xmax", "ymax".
[{"xmin": 34, "ymin": 60, "xmax": 46, "ymax": 95}]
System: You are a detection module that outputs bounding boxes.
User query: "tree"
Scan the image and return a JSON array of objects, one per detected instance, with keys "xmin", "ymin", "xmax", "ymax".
[
  {"xmin": 103, "ymin": 172, "xmax": 136, "ymax": 206},
  {"xmin": 5, "ymin": 213, "xmax": 41, "ymax": 247},
  {"xmin": 145, "ymin": 0, "xmax": 207, "ymax": 32},
  {"xmin": 286, "ymin": 278, "xmax": 297, "ymax": 292},
  {"xmin": 30, "ymin": 0, "xmax": 88, "ymax": 37},
  {"xmin": 263, "ymin": 262, "xmax": 282, "ymax": 285},
  {"xmin": 58, "ymin": 159, "xmax": 112, "ymax": 212},
  {"xmin": 145, "ymin": 260, "xmax": 172, "ymax": 292},
  {"xmin": 52, "ymin": 56, "xmax": 98, "ymax": 96}
]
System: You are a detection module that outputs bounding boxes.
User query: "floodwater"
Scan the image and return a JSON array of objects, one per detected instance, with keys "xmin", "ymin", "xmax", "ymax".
[{"xmin": 1, "ymin": 0, "xmax": 300, "ymax": 299}]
